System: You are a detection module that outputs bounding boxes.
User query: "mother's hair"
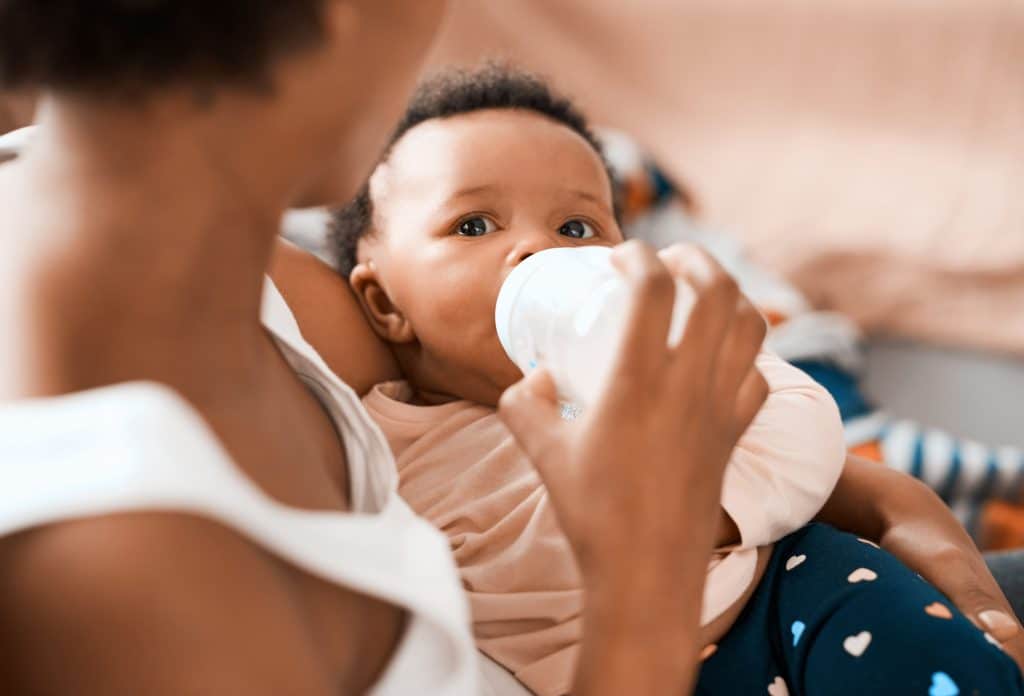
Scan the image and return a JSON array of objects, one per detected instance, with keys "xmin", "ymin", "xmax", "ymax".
[{"xmin": 0, "ymin": 0, "xmax": 328, "ymax": 94}]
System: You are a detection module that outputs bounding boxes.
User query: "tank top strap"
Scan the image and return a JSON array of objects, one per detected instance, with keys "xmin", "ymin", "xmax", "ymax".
[{"xmin": 260, "ymin": 278, "xmax": 398, "ymax": 513}]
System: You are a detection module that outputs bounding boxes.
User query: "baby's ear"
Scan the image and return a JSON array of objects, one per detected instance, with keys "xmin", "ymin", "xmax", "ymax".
[{"xmin": 349, "ymin": 262, "xmax": 417, "ymax": 344}]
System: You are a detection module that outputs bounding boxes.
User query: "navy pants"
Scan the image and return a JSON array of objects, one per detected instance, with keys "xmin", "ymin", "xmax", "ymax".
[{"xmin": 696, "ymin": 524, "xmax": 1024, "ymax": 695}]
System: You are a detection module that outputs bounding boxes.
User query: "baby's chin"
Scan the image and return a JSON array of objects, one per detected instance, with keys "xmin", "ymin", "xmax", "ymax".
[
  {"xmin": 494, "ymin": 353, "xmax": 526, "ymax": 386},
  {"xmin": 474, "ymin": 361, "xmax": 526, "ymax": 408},
  {"xmin": 410, "ymin": 357, "xmax": 522, "ymax": 408}
]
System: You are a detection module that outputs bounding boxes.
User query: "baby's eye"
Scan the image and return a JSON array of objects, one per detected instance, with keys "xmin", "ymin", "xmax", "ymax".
[
  {"xmin": 558, "ymin": 219, "xmax": 596, "ymax": 240},
  {"xmin": 456, "ymin": 216, "xmax": 498, "ymax": 237}
]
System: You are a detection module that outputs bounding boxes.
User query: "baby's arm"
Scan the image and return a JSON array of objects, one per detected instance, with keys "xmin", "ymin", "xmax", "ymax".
[
  {"xmin": 721, "ymin": 350, "xmax": 846, "ymax": 549},
  {"xmin": 269, "ymin": 238, "xmax": 401, "ymax": 395}
]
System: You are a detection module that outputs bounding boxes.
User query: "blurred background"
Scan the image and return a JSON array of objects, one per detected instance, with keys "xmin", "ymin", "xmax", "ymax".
[
  {"xmin": 428, "ymin": 0, "xmax": 1024, "ymax": 363},
  {"xmin": 427, "ymin": 0, "xmax": 1024, "ymax": 430}
]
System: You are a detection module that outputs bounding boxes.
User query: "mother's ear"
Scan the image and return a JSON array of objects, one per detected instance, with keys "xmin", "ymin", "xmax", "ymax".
[{"xmin": 348, "ymin": 262, "xmax": 416, "ymax": 344}]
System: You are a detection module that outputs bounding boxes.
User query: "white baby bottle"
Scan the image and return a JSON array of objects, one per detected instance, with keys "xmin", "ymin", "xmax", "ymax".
[{"xmin": 494, "ymin": 246, "xmax": 694, "ymax": 409}]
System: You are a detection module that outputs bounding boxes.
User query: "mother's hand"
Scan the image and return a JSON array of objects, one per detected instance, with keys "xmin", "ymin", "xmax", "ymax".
[
  {"xmin": 499, "ymin": 241, "xmax": 768, "ymax": 696},
  {"xmin": 817, "ymin": 454, "xmax": 1024, "ymax": 671},
  {"xmin": 499, "ymin": 242, "xmax": 766, "ymax": 581}
]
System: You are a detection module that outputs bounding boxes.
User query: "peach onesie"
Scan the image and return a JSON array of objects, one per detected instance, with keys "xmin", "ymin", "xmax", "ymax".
[{"xmin": 364, "ymin": 351, "xmax": 845, "ymax": 696}]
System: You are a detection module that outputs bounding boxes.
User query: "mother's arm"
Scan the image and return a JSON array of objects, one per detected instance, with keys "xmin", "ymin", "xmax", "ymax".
[
  {"xmin": 817, "ymin": 454, "xmax": 1024, "ymax": 669},
  {"xmin": 269, "ymin": 238, "xmax": 400, "ymax": 395},
  {"xmin": 0, "ymin": 514, "xmax": 336, "ymax": 695}
]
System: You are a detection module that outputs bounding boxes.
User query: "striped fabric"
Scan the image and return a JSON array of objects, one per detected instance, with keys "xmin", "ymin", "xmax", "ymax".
[
  {"xmin": 874, "ymin": 417, "xmax": 1024, "ymax": 534},
  {"xmin": 796, "ymin": 359, "xmax": 1024, "ymax": 539}
]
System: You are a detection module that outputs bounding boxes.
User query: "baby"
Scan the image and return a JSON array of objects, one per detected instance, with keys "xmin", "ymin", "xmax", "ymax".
[{"xmin": 332, "ymin": 66, "xmax": 1021, "ymax": 696}]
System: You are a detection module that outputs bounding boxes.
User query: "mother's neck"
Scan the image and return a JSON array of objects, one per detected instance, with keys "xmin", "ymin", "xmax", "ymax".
[{"xmin": 2, "ymin": 91, "xmax": 314, "ymax": 399}]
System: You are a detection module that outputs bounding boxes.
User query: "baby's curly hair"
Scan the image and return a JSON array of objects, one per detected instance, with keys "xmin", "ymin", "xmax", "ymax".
[{"xmin": 330, "ymin": 64, "xmax": 619, "ymax": 277}]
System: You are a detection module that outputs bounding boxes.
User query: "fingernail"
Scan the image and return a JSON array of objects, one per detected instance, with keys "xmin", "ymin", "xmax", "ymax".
[
  {"xmin": 979, "ymin": 610, "xmax": 1020, "ymax": 639},
  {"xmin": 984, "ymin": 632, "xmax": 1005, "ymax": 651}
]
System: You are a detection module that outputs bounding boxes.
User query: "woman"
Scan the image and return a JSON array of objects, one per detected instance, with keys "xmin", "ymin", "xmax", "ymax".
[
  {"xmin": 0, "ymin": 2, "xmax": 1019, "ymax": 695},
  {"xmin": 0, "ymin": 1, "xmax": 773, "ymax": 694}
]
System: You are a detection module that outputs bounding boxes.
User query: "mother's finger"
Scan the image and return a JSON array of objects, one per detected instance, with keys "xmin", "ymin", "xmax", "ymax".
[
  {"xmin": 606, "ymin": 241, "xmax": 677, "ymax": 385},
  {"xmin": 731, "ymin": 366, "xmax": 769, "ymax": 438},
  {"xmin": 498, "ymin": 368, "xmax": 568, "ymax": 474},
  {"xmin": 952, "ymin": 573, "xmax": 1024, "ymax": 672},
  {"xmin": 658, "ymin": 245, "xmax": 742, "ymax": 374},
  {"xmin": 710, "ymin": 296, "xmax": 766, "ymax": 401},
  {"xmin": 893, "ymin": 538, "xmax": 1024, "ymax": 673},
  {"xmin": 998, "ymin": 630, "xmax": 1024, "ymax": 674}
]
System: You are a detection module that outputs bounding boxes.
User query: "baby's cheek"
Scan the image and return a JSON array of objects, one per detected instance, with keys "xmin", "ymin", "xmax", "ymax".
[
  {"xmin": 417, "ymin": 285, "xmax": 499, "ymax": 349},
  {"xmin": 427, "ymin": 286, "xmax": 493, "ymax": 335},
  {"xmin": 431, "ymin": 269, "xmax": 499, "ymax": 335},
  {"xmin": 405, "ymin": 258, "xmax": 515, "ymax": 383},
  {"xmin": 432, "ymin": 309, "xmax": 517, "ymax": 385}
]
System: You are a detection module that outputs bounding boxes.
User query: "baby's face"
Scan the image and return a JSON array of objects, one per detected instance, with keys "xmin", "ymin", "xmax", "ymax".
[{"xmin": 357, "ymin": 109, "xmax": 622, "ymax": 405}]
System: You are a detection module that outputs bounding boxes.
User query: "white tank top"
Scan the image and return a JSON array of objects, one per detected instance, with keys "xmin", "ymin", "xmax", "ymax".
[{"xmin": 0, "ymin": 278, "xmax": 480, "ymax": 695}]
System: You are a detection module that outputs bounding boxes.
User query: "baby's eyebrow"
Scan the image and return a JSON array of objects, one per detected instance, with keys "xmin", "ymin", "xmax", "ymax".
[
  {"xmin": 447, "ymin": 184, "xmax": 500, "ymax": 201},
  {"xmin": 567, "ymin": 189, "xmax": 604, "ymax": 205},
  {"xmin": 440, "ymin": 184, "xmax": 612, "ymax": 214},
  {"xmin": 566, "ymin": 188, "xmax": 615, "ymax": 215}
]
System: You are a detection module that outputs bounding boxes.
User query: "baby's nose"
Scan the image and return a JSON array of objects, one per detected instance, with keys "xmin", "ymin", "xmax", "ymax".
[{"xmin": 507, "ymin": 232, "xmax": 556, "ymax": 267}]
